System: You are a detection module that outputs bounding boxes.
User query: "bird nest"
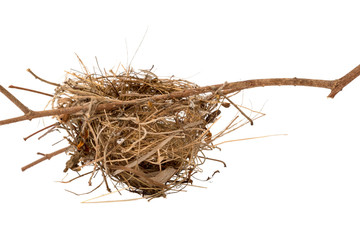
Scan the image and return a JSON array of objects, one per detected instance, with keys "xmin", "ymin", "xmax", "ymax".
[
  {"xmin": 2, "ymin": 61, "xmax": 356, "ymax": 202},
  {"xmin": 51, "ymin": 66, "xmax": 243, "ymax": 199}
]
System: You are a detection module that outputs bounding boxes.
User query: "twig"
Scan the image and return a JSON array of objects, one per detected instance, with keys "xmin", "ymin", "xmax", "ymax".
[
  {"xmin": 0, "ymin": 105, "xmax": 84, "ymax": 126},
  {"xmin": 27, "ymin": 68, "xmax": 60, "ymax": 87},
  {"xmin": 1, "ymin": 64, "xmax": 359, "ymax": 126},
  {"xmin": 9, "ymin": 85, "xmax": 54, "ymax": 97},
  {"xmin": 224, "ymin": 95, "xmax": 254, "ymax": 125},
  {"xmin": 213, "ymin": 134, "xmax": 288, "ymax": 147},
  {"xmin": 0, "ymin": 85, "xmax": 31, "ymax": 114},
  {"xmin": 198, "ymin": 156, "xmax": 227, "ymax": 167},
  {"xmin": 23, "ymin": 123, "xmax": 58, "ymax": 141},
  {"xmin": 57, "ymin": 170, "xmax": 93, "ymax": 183},
  {"xmin": 39, "ymin": 127, "xmax": 59, "ymax": 140},
  {"xmin": 65, "ymin": 180, "xmax": 103, "ymax": 196},
  {"xmin": 21, "ymin": 146, "xmax": 70, "ymax": 171}
]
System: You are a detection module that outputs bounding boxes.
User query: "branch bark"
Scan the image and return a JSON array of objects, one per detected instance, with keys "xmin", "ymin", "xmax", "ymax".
[
  {"xmin": 26, "ymin": 68, "xmax": 60, "ymax": 87},
  {"xmin": 1, "ymin": 64, "xmax": 359, "ymax": 127},
  {"xmin": 21, "ymin": 146, "xmax": 69, "ymax": 172},
  {"xmin": 9, "ymin": 85, "xmax": 54, "ymax": 97},
  {"xmin": 0, "ymin": 85, "xmax": 32, "ymax": 114}
]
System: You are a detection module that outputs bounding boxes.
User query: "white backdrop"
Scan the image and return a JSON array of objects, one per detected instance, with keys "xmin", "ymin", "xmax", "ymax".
[{"xmin": 1, "ymin": 1, "xmax": 360, "ymax": 239}]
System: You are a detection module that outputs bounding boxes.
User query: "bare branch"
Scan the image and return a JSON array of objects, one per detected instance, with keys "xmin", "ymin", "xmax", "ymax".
[
  {"xmin": 9, "ymin": 85, "xmax": 54, "ymax": 97},
  {"xmin": 21, "ymin": 146, "xmax": 70, "ymax": 171},
  {"xmin": 23, "ymin": 123, "xmax": 58, "ymax": 141},
  {"xmin": 224, "ymin": 95, "xmax": 254, "ymax": 125},
  {"xmin": 328, "ymin": 64, "xmax": 360, "ymax": 98},
  {"xmin": 0, "ymin": 85, "xmax": 32, "ymax": 114},
  {"xmin": 1, "ymin": 64, "xmax": 359, "ymax": 127},
  {"xmin": 27, "ymin": 68, "xmax": 60, "ymax": 87}
]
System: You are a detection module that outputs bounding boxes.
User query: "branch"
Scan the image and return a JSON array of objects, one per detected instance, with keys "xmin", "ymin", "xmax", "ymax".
[
  {"xmin": 9, "ymin": 85, "xmax": 54, "ymax": 97},
  {"xmin": 0, "ymin": 85, "xmax": 32, "ymax": 114},
  {"xmin": 27, "ymin": 68, "xmax": 60, "ymax": 87},
  {"xmin": 1, "ymin": 64, "xmax": 359, "ymax": 126},
  {"xmin": 0, "ymin": 105, "xmax": 86, "ymax": 126},
  {"xmin": 328, "ymin": 64, "xmax": 360, "ymax": 98},
  {"xmin": 21, "ymin": 146, "xmax": 69, "ymax": 171},
  {"xmin": 23, "ymin": 123, "xmax": 58, "ymax": 141}
]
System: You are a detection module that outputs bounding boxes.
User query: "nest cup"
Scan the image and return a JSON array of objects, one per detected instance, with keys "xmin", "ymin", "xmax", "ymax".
[{"xmin": 52, "ymin": 67, "xmax": 227, "ymax": 198}]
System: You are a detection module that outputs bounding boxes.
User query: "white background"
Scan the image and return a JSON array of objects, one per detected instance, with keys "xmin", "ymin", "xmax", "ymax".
[{"xmin": 1, "ymin": 1, "xmax": 360, "ymax": 239}]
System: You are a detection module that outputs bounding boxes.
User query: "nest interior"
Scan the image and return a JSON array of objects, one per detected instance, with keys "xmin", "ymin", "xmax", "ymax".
[{"xmin": 52, "ymin": 66, "xmax": 232, "ymax": 199}]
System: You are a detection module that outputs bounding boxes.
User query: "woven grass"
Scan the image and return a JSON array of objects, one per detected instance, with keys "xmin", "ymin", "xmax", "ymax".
[{"xmin": 51, "ymin": 65, "xmax": 246, "ymax": 199}]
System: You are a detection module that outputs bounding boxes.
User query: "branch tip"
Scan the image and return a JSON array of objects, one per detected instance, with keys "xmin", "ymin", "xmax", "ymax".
[{"xmin": 27, "ymin": 68, "xmax": 60, "ymax": 87}]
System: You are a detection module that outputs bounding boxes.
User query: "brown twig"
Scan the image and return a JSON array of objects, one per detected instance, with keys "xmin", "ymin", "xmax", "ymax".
[
  {"xmin": 27, "ymin": 68, "xmax": 60, "ymax": 87},
  {"xmin": 21, "ymin": 146, "xmax": 69, "ymax": 171},
  {"xmin": 1, "ymin": 64, "xmax": 359, "ymax": 127},
  {"xmin": 0, "ymin": 85, "xmax": 32, "ymax": 114},
  {"xmin": 23, "ymin": 123, "xmax": 58, "ymax": 141},
  {"xmin": 9, "ymin": 85, "xmax": 54, "ymax": 97},
  {"xmin": 0, "ymin": 105, "xmax": 84, "ymax": 126},
  {"xmin": 224, "ymin": 95, "xmax": 254, "ymax": 125}
]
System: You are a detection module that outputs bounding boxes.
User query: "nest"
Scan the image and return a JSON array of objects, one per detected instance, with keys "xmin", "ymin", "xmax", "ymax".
[
  {"xmin": 1, "ymin": 61, "xmax": 356, "ymax": 201},
  {"xmin": 51, "ymin": 66, "xmax": 241, "ymax": 199}
]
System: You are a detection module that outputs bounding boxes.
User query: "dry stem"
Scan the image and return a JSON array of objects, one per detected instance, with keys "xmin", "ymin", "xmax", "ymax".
[
  {"xmin": 21, "ymin": 146, "xmax": 69, "ymax": 171},
  {"xmin": 23, "ymin": 123, "xmax": 58, "ymax": 141},
  {"xmin": 0, "ymin": 85, "xmax": 32, "ymax": 114},
  {"xmin": 26, "ymin": 68, "xmax": 60, "ymax": 87},
  {"xmin": 9, "ymin": 85, "xmax": 54, "ymax": 97}
]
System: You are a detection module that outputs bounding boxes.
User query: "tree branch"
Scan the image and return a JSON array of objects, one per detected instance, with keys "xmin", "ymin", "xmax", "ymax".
[
  {"xmin": 1, "ymin": 64, "xmax": 359, "ymax": 127},
  {"xmin": 27, "ymin": 68, "xmax": 60, "ymax": 87},
  {"xmin": 328, "ymin": 64, "xmax": 360, "ymax": 98},
  {"xmin": 9, "ymin": 85, "xmax": 54, "ymax": 97},
  {"xmin": 0, "ymin": 85, "xmax": 32, "ymax": 114},
  {"xmin": 23, "ymin": 123, "xmax": 58, "ymax": 141},
  {"xmin": 21, "ymin": 146, "xmax": 69, "ymax": 171}
]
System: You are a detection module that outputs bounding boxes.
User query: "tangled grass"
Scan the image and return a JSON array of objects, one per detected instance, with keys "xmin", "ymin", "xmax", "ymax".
[{"xmin": 51, "ymin": 64, "xmax": 251, "ymax": 200}]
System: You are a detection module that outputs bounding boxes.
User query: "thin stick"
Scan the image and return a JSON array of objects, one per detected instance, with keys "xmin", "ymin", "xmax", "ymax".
[
  {"xmin": 23, "ymin": 123, "xmax": 58, "ymax": 141},
  {"xmin": 81, "ymin": 187, "xmax": 129, "ymax": 203},
  {"xmin": 0, "ymin": 85, "xmax": 31, "ymax": 114},
  {"xmin": 56, "ymin": 171, "xmax": 93, "ymax": 183},
  {"xmin": 198, "ymin": 156, "xmax": 227, "ymax": 167},
  {"xmin": 9, "ymin": 85, "xmax": 54, "ymax": 97},
  {"xmin": 1, "ymin": 64, "xmax": 359, "ymax": 126},
  {"xmin": 224, "ymin": 95, "xmax": 254, "ymax": 125},
  {"xmin": 0, "ymin": 105, "xmax": 84, "ymax": 126},
  {"xmin": 27, "ymin": 68, "xmax": 60, "ymax": 87},
  {"xmin": 38, "ymin": 126, "xmax": 58, "ymax": 140},
  {"xmin": 75, "ymin": 54, "xmax": 90, "ymax": 75},
  {"xmin": 65, "ymin": 180, "xmax": 103, "ymax": 196},
  {"xmin": 21, "ymin": 146, "xmax": 69, "ymax": 171},
  {"xmin": 213, "ymin": 134, "xmax": 288, "ymax": 147},
  {"xmin": 82, "ymin": 197, "xmax": 144, "ymax": 203},
  {"xmin": 129, "ymin": 27, "xmax": 148, "ymax": 67}
]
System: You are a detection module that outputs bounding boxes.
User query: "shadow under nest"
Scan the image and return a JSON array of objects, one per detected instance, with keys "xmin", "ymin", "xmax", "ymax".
[{"xmin": 52, "ymin": 67, "xmax": 240, "ymax": 200}]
